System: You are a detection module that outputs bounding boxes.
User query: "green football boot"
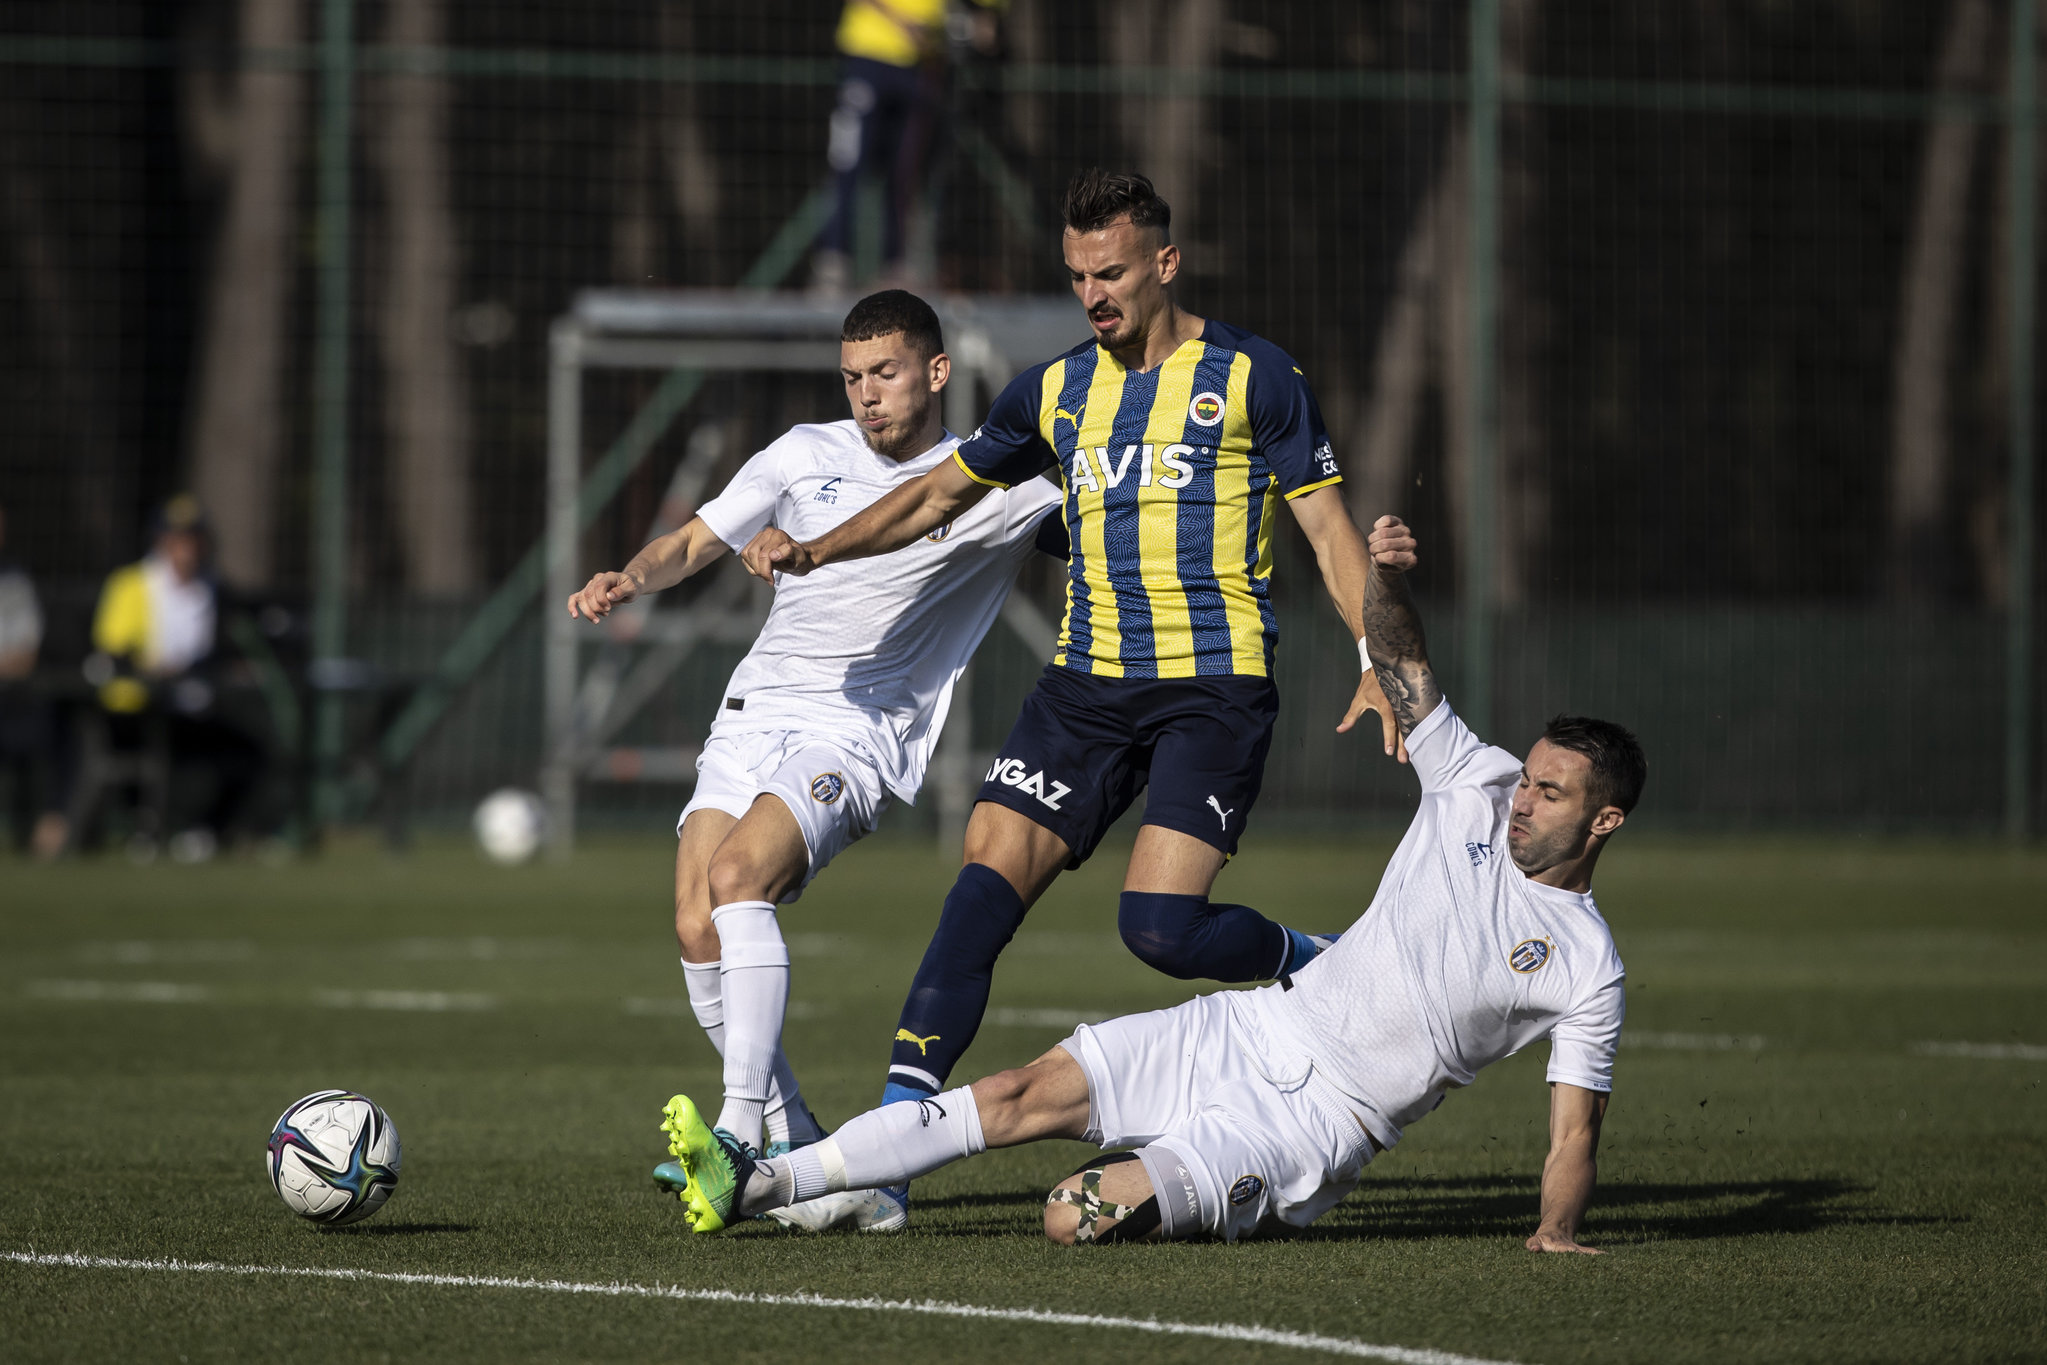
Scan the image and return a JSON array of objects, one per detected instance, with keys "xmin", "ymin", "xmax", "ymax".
[{"xmin": 658, "ymin": 1094, "xmax": 756, "ymax": 1234}]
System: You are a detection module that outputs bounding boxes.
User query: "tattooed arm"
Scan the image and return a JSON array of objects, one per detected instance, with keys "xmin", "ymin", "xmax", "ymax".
[{"xmin": 1360, "ymin": 515, "xmax": 1443, "ymax": 737}]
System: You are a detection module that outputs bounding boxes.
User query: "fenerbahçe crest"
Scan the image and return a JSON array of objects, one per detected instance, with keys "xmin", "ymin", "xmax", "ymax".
[
  {"xmin": 1188, "ymin": 391, "xmax": 1224, "ymax": 427},
  {"xmin": 1509, "ymin": 938, "xmax": 1553, "ymax": 973},
  {"xmin": 809, "ymin": 772, "xmax": 844, "ymax": 805}
]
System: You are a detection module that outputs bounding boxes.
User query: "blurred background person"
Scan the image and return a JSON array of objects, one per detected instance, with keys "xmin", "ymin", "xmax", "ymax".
[
  {"xmin": 813, "ymin": 0, "xmax": 1003, "ymax": 292},
  {"xmin": 0, "ymin": 501, "xmax": 68, "ymax": 859},
  {"xmin": 85, "ymin": 494, "xmax": 264, "ymax": 862}
]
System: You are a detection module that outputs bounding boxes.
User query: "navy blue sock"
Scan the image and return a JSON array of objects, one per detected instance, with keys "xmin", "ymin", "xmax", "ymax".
[
  {"xmin": 1118, "ymin": 891, "xmax": 1291, "ymax": 983},
  {"xmin": 885, "ymin": 863, "xmax": 1029, "ymax": 1100}
]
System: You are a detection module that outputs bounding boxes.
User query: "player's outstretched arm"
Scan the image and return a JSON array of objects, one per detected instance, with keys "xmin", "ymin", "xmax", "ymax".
[
  {"xmin": 1290, "ymin": 487, "xmax": 1408, "ymax": 762},
  {"xmin": 1360, "ymin": 515, "xmax": 1442, "ymax": 737},
  {"xmin": 740, "ymin": 459, "xmax": 991, "ymax": 580},
  {"xmin": 565, "ymin": 516, "xmax": 728, "ymax": 621},
  {"xmin": 1528, "ymin": 1082, "xmax": 1608, "ymax": 1255}
]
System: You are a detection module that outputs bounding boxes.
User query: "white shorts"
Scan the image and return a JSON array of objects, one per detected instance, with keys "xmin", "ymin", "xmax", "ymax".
[
  {"xmin": 1062, "ymin": 988, "xmax": 1372, "ymax": 1242},
  {"xmin": 677, "ymin": 729, "xmax": 890, "ymax": 898}
]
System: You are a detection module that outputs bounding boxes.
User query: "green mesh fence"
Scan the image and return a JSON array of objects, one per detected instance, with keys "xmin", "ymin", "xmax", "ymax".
[{"xmin": 0, "ymin": 1, "xmax": 2039, "ymax": 839}]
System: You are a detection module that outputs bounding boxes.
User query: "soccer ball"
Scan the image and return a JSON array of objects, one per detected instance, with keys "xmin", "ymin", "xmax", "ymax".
[
  {"xmin": 474, "ymin": 787, "xmax": 548, "ymax": 864},
  {"xmin": 266, "ymin": 1090, "xmax": 402, "ymax": 1226}
]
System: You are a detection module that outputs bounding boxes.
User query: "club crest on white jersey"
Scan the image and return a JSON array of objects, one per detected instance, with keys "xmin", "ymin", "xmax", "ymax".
[
  {"xmin": 810, "ymin": 772, "xmax": 845, "ymax": 804},
  {"xmin": 1509, "ymin": 938, "xmax": 1553, "ymax": 973}
]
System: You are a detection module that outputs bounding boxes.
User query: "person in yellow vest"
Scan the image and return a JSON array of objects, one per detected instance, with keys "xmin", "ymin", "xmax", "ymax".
[
  {"xmin": 814, "ymin": 0, "xmax": 1003, "ymax": 292},
  {"xmin": 88, "ymin": 495, "xmax": 262, "ymax": 860}
]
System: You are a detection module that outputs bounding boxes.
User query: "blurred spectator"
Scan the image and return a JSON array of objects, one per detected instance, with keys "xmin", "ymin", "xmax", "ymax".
[
  {"xmin": 0, "ymin": 502, "xmax": 69, "ymax": 858},
  {"xmin": 85, "ymin": 494, "xmax": 263, "ymax": 861},
  {"xmin": 813, "ymin": 0, "xmax": 1003, "ymax": 292}
]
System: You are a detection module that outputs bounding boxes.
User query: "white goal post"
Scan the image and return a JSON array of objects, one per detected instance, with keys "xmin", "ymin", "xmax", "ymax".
[{"xmin": 541, "ymin": 289, "xmax": 1082, "ymax": 853}]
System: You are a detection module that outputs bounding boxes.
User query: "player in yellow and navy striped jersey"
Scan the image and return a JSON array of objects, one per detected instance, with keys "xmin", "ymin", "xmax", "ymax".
[
  {"xmin": 740, "ymin": 171, "xmax": 1402, "ymax": 1232},
  {"xmin": 954, "ymin": 316, "xmax": 1340, "ymax": 679}
]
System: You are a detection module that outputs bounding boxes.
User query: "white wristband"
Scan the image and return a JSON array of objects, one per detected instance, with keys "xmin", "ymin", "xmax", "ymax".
[{"xmin": 1358, "ymin": 636, "xmax": 1373, "ymax": 674}]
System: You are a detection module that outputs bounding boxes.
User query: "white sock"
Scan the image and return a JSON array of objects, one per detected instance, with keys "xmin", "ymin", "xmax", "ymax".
[
  {"xmin": 681, "ymin": 954, "xmax": 821, "ymax": 1149},
  {"xmin": 682, "ymin": 958, "xmax": 724, "ymax": 1050},
  {"xmin": 710, "ymin": 901, "xmax": 787, "ymax": 1146},
  {"xmin": 758, "ymin": 1087, "xmax": 984, "ymax": 1215}
]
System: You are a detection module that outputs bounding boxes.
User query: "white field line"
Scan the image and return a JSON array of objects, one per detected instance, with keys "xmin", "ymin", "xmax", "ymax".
[
  {"xmin": 990, "ymin": 1006, "xmax": 1115, "ymax": 1029},
  {"xmin": 312, "ymin": 990, "xmax": 496, "ymax": 1012},
  {"xmin": 0, "ymin": 1250, "xmax": 1518, "ymax": 1365},
  {"xmin": 1909, "ymin": 1040, "xmax": 2047, "ymax": 1061},
  {"xmin": 1623, "ymin": 1031, "xmax": 1767, "ymax": 1052},
  {"xmin": 24, "ymin": 980, "xmax": 212, "ymax": 1004}
]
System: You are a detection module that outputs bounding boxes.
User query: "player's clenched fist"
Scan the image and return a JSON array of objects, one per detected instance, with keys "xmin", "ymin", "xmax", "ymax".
[
  {"xmin": 567, "ymin": 570, "xmax": 642, "ymax": 621},
  {"xmin": 1368, "ymin": 514, "xmax": 1418, "ymax": 573},
  {"xmin": 741, "ymin": 527, "xmax": 820, "ymax": 581}
]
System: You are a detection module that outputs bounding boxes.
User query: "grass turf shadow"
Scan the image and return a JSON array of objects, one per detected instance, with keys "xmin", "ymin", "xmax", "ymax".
[
  {"xmin": 1299, "ymin": 1175, "xmax": 1958, "ymax": 1244},
  {"xmin": 813, "ymin": 1178, "xmax": 1958, "ymax": 1245}
]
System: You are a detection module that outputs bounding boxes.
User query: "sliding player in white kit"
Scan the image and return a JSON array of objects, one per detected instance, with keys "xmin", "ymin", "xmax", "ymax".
[
  {"xmin": 567, "ymin": 292, "xmax": 1061, "ymax": 1182},
  {"xmin": 659, "ymin": 515, "xmax": 1645, "ymax": 1252}
]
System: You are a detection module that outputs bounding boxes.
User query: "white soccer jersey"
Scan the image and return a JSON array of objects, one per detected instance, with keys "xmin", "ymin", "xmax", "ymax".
[
  {"xmin": 1260, "ymin": 700, "xmax": 1627, "ymax": 1150},
  {"xmin": 694, "ymin": 420, "xmax": 1062, "ymax": 802}
]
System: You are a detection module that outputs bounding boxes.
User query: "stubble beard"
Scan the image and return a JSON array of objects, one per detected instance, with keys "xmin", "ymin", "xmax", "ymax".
[{"xmin": 862, "ymin": 397, "xmax": 936, "ymax": 460}]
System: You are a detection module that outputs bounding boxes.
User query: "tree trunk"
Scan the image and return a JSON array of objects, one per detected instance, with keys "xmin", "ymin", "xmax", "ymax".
[
  {"xmin": 1889, "ymin": 0, "xmax": 1995, "ymax": 602},
  {"xmin": 185, "ymin": 0, "xmax": 303, "ymax": 589},
  {"xmin": 1109, "ymin": 0, "xmax": 1224, "ymax": 257},
  {"xmin": 1494, "ymin": 0, "xmax": 1545, "ymax": 608},
  {"xmin": 373, "ymin": 0, "xmax": 475, "ymax": 594},
  {"xmin": 1354, "ymin": 143, "xmax": 1456, "ymax": 527}
]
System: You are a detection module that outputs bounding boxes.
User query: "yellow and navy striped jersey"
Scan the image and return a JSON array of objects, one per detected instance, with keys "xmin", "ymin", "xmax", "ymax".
[{"xmin": 954, "ymin": 321, "xmax": 1341, "ymax": 679}]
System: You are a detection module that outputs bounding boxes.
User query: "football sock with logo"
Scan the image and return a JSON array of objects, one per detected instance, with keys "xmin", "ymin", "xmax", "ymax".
[
  {"xmin": 752, "ymin": 1087, "xmax": 986, "ymax": 1217},
  {"xmin": 710, "ymin": 902, "xmax": 788, "ymax": 1146},
  {"xmin": 1117, "ymin": 890, "xmax": 1294, "ymax": 982},
  {"xmin": 886, "ymin": 863, "xmax": 1028, "ymax": 1096},
  {"xmin": 683, "ymin": 957, "xmax": 820, "ymax": 1148}
]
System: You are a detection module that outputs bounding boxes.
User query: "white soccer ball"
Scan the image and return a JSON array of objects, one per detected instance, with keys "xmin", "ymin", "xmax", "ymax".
[
  {"xmin": 266, "ymin": 1090, "xmax": 402, "ymax": 1226},
  {"xmin": 473, "ymin": 787, "xmax": 548, "ymax": 865}
]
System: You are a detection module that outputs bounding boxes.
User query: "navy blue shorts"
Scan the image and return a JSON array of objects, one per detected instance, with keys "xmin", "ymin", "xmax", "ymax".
[{"xmin": 977, "ymin": 664, "xmax": 1280, "ymax": 864}]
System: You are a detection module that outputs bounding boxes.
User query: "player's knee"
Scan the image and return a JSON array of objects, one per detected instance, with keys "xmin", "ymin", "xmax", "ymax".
[
  {"xmin": 1043, "ymin": 1181, "xmax": 1083, "ymax": 1245},
  {"xmin": 1117, "ymin": 891, "xmax": 1208, "ymax": 980},
  {"xmin": 705, "ymin": 847, "xmax": 773, "ymax": 907}
]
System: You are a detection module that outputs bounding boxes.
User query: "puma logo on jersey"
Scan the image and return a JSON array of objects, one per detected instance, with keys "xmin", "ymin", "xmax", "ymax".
[
  {"xmin": 1054, "ymin": 405, "xmax": 1086, "ymax": 430},
  {"xmin": 813, "ymin": 476, "xmax": 843, "ymax": 505},
  {"xmin": 895, "ymin": 1029, "xmax": 941, "ymax": 1055},
  {"xmin": 986, "ymin": 757, "xmax": 1071, "ymax": 810},
  {"xmin": 1206, "ymin": 795, "xmax": 1234, "ymax": 829}
]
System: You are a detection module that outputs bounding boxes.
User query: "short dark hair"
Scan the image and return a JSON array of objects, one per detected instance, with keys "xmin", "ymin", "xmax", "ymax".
[
  {"xmin": 1541, "ymin": 715, "xmax": 1648, "ymax": 815},
  {"xmin": 1062, "ymin": 168, "xmax": 1172, "ymax": 241},
  {"xmin": 840, "ymin": 290, "xmax": 944, "ymax": 359}
]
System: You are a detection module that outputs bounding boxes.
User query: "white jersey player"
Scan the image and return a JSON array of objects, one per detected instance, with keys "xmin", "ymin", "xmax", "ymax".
[
  {"xmin": 567, "ymin": 291, "xmax": 1061, "ymax": 1168},
  {"xmin": 658, "ymin": 515, "xmax": 1646, "ymax": 1254}
]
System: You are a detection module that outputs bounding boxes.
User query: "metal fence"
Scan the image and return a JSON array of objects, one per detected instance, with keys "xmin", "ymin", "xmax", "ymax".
[{"xmin": 0, "ymin": 1, "xmax": 2040, "ymax": 839}]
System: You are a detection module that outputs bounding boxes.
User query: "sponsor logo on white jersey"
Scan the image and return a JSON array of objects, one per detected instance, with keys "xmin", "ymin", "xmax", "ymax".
[
  {"xmin": 813, "ymin": 477, "xmax": 843, "ymax": 505},
  {"xmin": 1465, "ymin": 841, "xmax": 1493, "ymax": 866},
  {"xmin": 1509, "ymin": 938, "xmax": 1553, "ymax": 973},
  {"xmin": 985, "ymin": 757, "xmax": 1071, "ymax": 811}
]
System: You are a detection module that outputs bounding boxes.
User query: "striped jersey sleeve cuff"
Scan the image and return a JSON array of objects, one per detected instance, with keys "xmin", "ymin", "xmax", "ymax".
[
  {"xmin": 1281, "ymin": 473, "xmax": 1345, "ymax": 500},
  {"xmin": 952, "ymin": 450, "xmax": 1012, "ymax": 490}
]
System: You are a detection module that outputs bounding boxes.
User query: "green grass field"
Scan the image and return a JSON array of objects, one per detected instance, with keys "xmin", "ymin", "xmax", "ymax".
[{"xmin": 2, "ymin": 832, "xmax": 2043, "ymax": 1363}]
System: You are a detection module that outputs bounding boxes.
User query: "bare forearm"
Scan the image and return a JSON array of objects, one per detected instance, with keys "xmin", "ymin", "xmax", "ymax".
[
  {"xmin": 1535, "ymin": 1136, "xmax": 1599, "ymax": 1242},
  {"xmin": 623, "ymin": 519, "xmax": 725, "ymax": 594},
  {"xmin": 1311, "ymin": 517, "xmax": 1371, "ymax": 645},
  {"xmin": 1361, "ymin": 565, "xmax": 1440, "ymax": 734},
  {"xmin": 809, "ymin": 471, "xmax": 981, "ymax": 567}
]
